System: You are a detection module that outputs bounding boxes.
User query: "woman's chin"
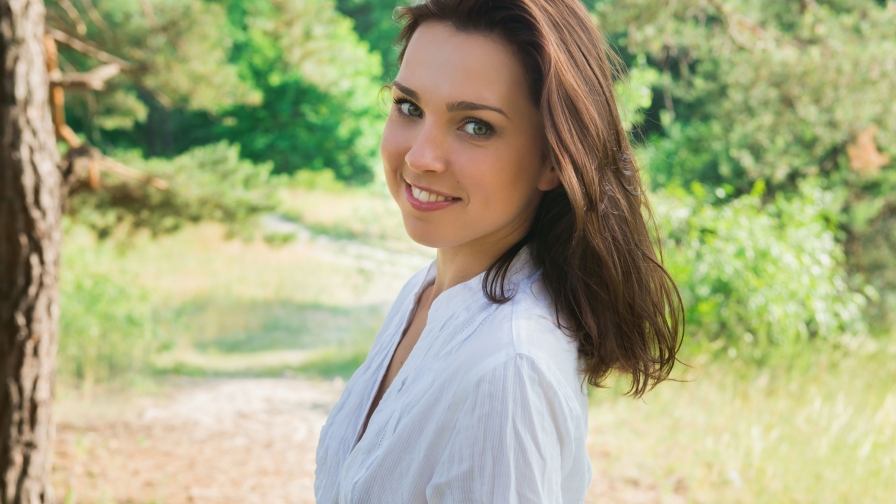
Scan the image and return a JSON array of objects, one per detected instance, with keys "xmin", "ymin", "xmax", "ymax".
[
  {"xmin": 404, "ymin": 229, "xmax": 449, "ymax": 250},
  {"xmin": 402, "ymin": 220, "xmax": 462, "ymax": 250}
]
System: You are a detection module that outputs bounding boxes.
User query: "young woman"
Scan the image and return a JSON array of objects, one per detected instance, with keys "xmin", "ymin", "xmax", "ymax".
[{"xmin": 315, "ymin": 0, "xmax": 683, "ymax": 502}]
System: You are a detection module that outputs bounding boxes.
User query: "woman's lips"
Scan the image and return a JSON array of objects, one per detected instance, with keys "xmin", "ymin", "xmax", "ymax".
[{"xmin": 404, "ymin": 181, "xmax": 460, "ymax": 212}]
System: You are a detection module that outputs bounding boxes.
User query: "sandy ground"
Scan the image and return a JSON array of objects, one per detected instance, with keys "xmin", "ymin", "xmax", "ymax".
[
  {"xmin": 54, "ymin": 378, "xmax": 340, "ymax": 504},
  {"xmin": 53, "ymin": 377, "xmax": 683, "ymax": 504}
]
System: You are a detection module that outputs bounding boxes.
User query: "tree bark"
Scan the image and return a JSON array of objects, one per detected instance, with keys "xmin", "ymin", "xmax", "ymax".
[{"xmin": 0, "ymin": 0, "xmax": 62, "ymax": 502}]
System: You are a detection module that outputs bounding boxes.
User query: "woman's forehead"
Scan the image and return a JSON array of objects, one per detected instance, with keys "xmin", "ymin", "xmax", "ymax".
[{"xmin": 397, "ymin": 22, "xmax": 532, "ymax": 113}]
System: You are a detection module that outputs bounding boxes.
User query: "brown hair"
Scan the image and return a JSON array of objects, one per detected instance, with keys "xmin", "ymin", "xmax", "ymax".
[{"xmin": 395, "ymin": 0, "xmax": 684, "ymax": 397}]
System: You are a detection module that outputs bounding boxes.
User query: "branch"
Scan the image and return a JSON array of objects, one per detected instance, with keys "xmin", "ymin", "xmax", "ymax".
[
  {"xmin": 64, "ymin": 146, "xmax": 169, "ymax": 191},
  {"xmin": 99, "ymin": 156, "xmax": 169, "ymax": 190},
  {"xmin": 47, "ymin": 27, "xmax": 133, "ymax": 69},
  {"xmin": 44, "ymin": 34, "xmax": 82, "ymax": 148},
  {"xmin": 49, "ymin": 63, "xmax": 121, "ymax": 91},
  {"xmin": 54, "ymin": 113, "xmax": 82, "ymax": 147},
  {"xmin": 57, "ymin": 0, "xmax": 87, "ymax": 35},
  {"xmin": 78, "ymin": 0, "xmax": 110, "ymax": 32}
]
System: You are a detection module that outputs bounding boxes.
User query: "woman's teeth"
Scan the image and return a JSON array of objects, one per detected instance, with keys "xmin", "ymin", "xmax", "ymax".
[{"xmin": 411, "ymin": 185, "xmax": 453, "ymax": 203}]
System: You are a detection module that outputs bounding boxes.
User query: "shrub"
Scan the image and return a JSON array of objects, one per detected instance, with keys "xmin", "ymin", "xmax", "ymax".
[
  {"xmin": 653, "ymin": 179, "xmax": 868, "ymax": 359},
  {"xmin": 58, "ymin": 224, "xmax": 159, "ymax": 387},
  {"xmin": 68, "ymin": 141, "xmax": 280, "ymax": 238}
]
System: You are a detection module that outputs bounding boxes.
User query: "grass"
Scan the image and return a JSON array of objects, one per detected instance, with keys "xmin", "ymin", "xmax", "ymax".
[
  {"xmin": 59, "ymin": 186, "xmax": 895, "ymax": 502},
  {"xmin": 279, "ymin": 186, "xmax": 431, "ymax": 254},
  {"xmin": 589, "ymin": 343, "xmax": 896, "ymax": 503},
  {"xmin": 168, "ymin": 300, "xmax": 383, "ymax": 353},
  {"xmin": 60, "ymin": 215, "xmax": 419, "ymax": 382}
]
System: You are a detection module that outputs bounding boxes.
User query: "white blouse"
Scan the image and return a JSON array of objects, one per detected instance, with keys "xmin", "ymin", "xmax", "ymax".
[{"xmin": 314, "ymin": 249, "xmax": 592, "ymax": 503}]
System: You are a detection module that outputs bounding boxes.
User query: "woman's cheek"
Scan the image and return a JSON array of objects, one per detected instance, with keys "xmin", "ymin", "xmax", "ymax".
[{"xmin": 380, "ymin": 123, "xmax": 407, "ymax": 198}]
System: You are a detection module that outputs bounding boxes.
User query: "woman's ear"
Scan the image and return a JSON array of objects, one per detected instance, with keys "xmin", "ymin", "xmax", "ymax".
[{"xmin": 537, "ymin": 164, "xmax": 562, "ymax": 191}]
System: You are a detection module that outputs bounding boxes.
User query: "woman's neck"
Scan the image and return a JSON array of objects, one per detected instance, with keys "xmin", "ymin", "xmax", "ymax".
[{"xmin": 430, "ymin": 217, "xmax": 532, "ymax": 299}]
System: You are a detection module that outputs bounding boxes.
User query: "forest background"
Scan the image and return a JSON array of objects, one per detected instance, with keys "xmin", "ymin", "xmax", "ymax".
[{"xmin": 40, "ymin": 0, "xmax": 896, "ymax": 502}]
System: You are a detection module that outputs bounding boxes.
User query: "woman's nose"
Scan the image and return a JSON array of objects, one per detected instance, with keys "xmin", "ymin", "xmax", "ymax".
[{"xmin": 405, "ymin": 123, "xmax": 448, "ymax": 174}]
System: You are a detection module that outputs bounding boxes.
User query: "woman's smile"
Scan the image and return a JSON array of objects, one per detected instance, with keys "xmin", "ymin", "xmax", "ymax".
[{"xmin": 404, "ymin": 179, "xmax": 461, "ymax": 211}]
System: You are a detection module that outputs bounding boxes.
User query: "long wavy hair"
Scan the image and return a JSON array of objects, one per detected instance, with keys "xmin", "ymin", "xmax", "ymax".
[{"xmin": 394, "ymin": 0, "xmax": 684, "ymax": 397}]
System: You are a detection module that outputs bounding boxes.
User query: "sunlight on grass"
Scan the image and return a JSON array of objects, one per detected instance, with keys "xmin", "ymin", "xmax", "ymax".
[
  {"xmin": 61, "ymin": 219, "xmax": 414, "ymax": 383},
  {"xmin": 290, "ymin": 345, "xmax": 372, "ymax": 380},
  {"xmin": 280, "ymin": 187, "xmax": 430, "ymax": 254},
  {"xmin": 119, "ymin": 222, "xmax": 412, "ymax": 307},
  {"xmin": 168, "ymin": 300, "xmax": 384, "ymax": 353},
  {"xmin": 587, "ymin": 342, "xmax": 896, "ymax": 503}
]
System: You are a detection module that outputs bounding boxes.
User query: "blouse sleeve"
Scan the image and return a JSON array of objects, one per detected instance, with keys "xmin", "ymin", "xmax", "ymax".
[{"xmin": 425, "ymin": 353, "xmax": 579, "ymax": 504}]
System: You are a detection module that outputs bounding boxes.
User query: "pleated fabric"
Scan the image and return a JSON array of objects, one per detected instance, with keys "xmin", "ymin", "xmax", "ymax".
[{"xmin": 314, "ymin": 248, "xmax": 591, "ymax": 504}]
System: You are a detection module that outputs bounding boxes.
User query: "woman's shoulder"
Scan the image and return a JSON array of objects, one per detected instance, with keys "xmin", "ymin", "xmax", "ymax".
[
  {"xmin": 507, "ymin": 274, "xmax": 573, "ymax": 354},
  {"xmin": 453, "ymin": 274, "xmax": 586, "ymax": 413},
  {"xmin": 509, "ymin": 276, "xmax": 584, "ymax": 396}
]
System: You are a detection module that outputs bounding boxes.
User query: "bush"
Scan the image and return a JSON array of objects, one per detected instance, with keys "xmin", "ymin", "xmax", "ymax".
[
  {"xmin": 288, "ymin": 168, "xmax": 346, "ymax": 191},
  {"xmin": 653, "ymin": 179, "xmax": 868, "ymax": 359},
  {"xmin": 68, "ymin": 141, "xmax": 280, "ymax": 238},
  {"xmin": 58, "ymin": 224, "xmax": 159, "ymax": 387}
]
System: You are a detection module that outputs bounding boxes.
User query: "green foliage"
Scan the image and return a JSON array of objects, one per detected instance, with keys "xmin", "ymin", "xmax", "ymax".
[
  {"xmin": 654, "ymin": 179, "xmax": 868, "ymax": 358},
  {"xmin": 90, "ymin": 88, "xmax": 149, "ymax": 131},
  {"xmin": 54, "ymin": 0, "xmax": 385, "ymax": 183},
  {"xmin": 288, "ymin": 169, "xmax": 347, "ymax": 191},
  {"xmin": 205, "ymin": 78, "xmax": 379, "ymax": 181},
  {"xmin": 58, "ymin": 224, "xmax": 159, "ymax": 386},
  {"xmin": 335, "ymin": 0, "xmax": 405, "ymax": 80},
  {"xmin": 598, "ymin": 0, "xmax": 896, "ymax": 188},
  {"xmin": 613, "ymin": 54, "xmax": 661, "ymax": 133},
  {"xmin": 226, "ymin": 0, "xmax": 383, "ymax": 104},
  {"xmin": 216, "ymin": 0, "xmax": 385, "ymax": 180},
  {"xmin": 47, "ymin": 0, "xmax": 259, "ymax": 114},
  {"xmin": 68, "ymin": 142, "xmax": 279, "ymax": 237},
  {"xmin": 597, "ymin": 0, "xmax": 896, "ymax": 329}
]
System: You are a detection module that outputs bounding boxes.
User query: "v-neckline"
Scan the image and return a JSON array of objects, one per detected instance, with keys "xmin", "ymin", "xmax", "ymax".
[{"xmin": 352, "ymin": 271, "xmax": 436, "ymax": 451}]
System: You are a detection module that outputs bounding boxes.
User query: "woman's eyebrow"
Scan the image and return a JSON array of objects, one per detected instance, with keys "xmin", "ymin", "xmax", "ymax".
[
  {"xmin": 446, "ymin": 101, "xmax": 509, "ymax": 119},
  {"xmin": 392, "ymin": 80, "xmax": 510, "ymax": 119},
  {"xmin": 392, "ymin": 81, "xmax": 420, "ymax": 101}
]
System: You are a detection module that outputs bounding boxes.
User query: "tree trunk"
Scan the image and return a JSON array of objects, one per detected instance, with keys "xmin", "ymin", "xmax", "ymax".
[{"xmin": 0, "ymin": 0, "xmax": 62, "ymax": 502}]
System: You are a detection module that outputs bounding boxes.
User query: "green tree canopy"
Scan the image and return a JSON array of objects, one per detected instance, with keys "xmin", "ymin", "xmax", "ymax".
[
  {"xmin": 597, "ymin": 0, "xmax": 896, "ymax": 327},
  {"xmin": 52, "ymin": 0, "xmax": 386, "ymax": 182},
  {"xmin": 47, "ymin": 0, "xmax": 259, "ymax": 126},
  {"xmin": 336, "ymin": 0, "xmax": 404, "ymax": 80},
  {"xmin": 598, "ymin": 0, "xmax": 895, "ymax": 189}
]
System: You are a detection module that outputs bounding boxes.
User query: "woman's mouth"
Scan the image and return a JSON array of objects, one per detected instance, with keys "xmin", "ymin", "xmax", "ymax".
[{"xmin": 404, "ymin": 181, "xmax": 460, "ymax": 211}]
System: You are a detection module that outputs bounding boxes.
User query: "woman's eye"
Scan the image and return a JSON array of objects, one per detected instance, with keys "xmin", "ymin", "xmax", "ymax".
[
  {"xmin": 399, "ymin": 101, "xmax": 422, "ymax": 117},
  {"xmin": 463, "ymin": 121, "xmax": 491, "ymax": 137}
]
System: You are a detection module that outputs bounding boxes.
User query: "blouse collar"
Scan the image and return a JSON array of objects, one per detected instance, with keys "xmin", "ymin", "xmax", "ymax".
[{"xmin": 416, "ymin": 245, "xmax": 539, "ymax": 320}]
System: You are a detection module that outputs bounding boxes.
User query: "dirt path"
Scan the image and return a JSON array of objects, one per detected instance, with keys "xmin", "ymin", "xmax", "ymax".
[
  {"xmin": 54, "ymin": 378, "xmax": 343, "ymax": 504},
  {"xmin": 53, "ymin": 377, "xmax": 680, "ymax": 504}
]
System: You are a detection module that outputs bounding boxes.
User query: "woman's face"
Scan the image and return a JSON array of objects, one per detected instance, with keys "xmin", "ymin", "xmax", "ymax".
[{"xmin": 381, "ymin": 22, "xmax": 559, "ymax": 253}]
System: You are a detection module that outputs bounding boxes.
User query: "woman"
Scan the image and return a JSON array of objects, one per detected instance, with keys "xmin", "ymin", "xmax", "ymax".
[{"xmin": 315, "ymin": 0, "xmax": 683, "ymax": 502}]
